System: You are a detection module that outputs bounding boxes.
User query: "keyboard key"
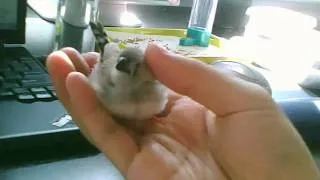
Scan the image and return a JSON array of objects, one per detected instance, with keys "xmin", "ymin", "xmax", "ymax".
[
  {"xmin": 20, "ymin": 79, "xmax": 38, "ymax": 85},
  {"xmin": 14, "ymin": 66, "xmax": 30, "ymax": 72},
  {"xmin": 24, "ymin": 61, "xmax": 38, "ymax": 68},
  {"xmin": 22, "ymin": 71, "xmax": 42, "ymax": 75},
  {"xmin": 20, "ymin": 79, "xmax": 51, "ymax": 87},
  {"xmin": 21, "ymin": 79, "xmax": 37, "ymax": 83},
  {"xmin": 12, "ymin": 87, "xmax": 29, "ymax": 94},
  {"xmin": 30, "ymin": 87, "xmax": 47, "ymax": 93},
  {"xmin": 22, "ymin": 69, "xmax": 45, "ymax": 75},
  {"xmin": 19, "ymin": 57, "xmax": 34, "ymax": 62},
  {"xmin": 17, "ymin": 94, "xmax": 35, "ymax": 103},
  {"xmin": 35, "ymin": 93, "xmax": 52, "ymax": 100},
  {"xmin": 24, "ymin": 74, "xmax": 50, "ymax": 80},
  {"xmin": 0, "ymin": 90, "xmax": 14, "ymax": 98},
  {"xmin": 4, "ymin": 82, "xmax": 20, "ymax": 89},
  {"xmin": 30, "ymin": 66, "xmax": 45, "ymax": 72},
  {"xmin": 3, "ymin": 71, "xmax": 22, "ymax": 80},
  {"xmin": 24, "ymin": 61, "xmax": 44, "ymax": 70},
  {"xmin": 9, "ymin": 62, "xmax": 30, "ymax": 72},
  {"xmin": 46, "ymin": 85, "xmax": 55, "ymax": 91}
]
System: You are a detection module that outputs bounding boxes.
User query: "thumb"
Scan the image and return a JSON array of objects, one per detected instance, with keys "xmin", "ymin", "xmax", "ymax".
[{"xmin": 145, "ymin": 44, "xmax": 275, "ymax": 116}]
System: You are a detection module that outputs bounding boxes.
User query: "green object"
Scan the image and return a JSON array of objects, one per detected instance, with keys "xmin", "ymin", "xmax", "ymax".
[
  {"xmin": 104, "ymin": 27, "xmax": 226, "ymax": 64},
  {"xmin": 179, "ymin": 26, "xmax": 211, "ymax": 47}
]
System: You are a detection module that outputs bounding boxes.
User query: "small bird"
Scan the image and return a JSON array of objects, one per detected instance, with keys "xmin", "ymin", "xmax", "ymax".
[{"xmin": 88, "ymin": 22, "xmax": 169, "ymax": 131}]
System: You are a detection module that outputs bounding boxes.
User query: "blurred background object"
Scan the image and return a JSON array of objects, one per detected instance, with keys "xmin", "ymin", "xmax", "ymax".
[
  {"xmin": 53, "ymin": 0, "xmax": 99, "ymax": 53},
  {"xmin": 179, "ymin": 0, "xmax": 219, "ymax": 47}
]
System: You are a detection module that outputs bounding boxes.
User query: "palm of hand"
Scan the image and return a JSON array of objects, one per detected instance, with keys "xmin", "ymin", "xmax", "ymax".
[
  {"xmin": 46, "ymin": 47, "xmax": 320, "ymax": 180},
  {"xmin": 118, "ymin": 93, "xmax": 288, "ymax": 180},
  {"xmin": 126, "ymin": 93, "xmax": 222, "ymax": 180}
]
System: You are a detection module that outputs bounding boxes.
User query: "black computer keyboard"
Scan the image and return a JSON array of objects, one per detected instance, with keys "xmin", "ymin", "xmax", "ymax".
[{"xmin": 0, "ymin": 56, "xmax": 57, "ymax": 103}]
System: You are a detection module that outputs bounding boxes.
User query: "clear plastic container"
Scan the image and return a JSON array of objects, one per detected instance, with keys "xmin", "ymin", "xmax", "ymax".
[
  {"xmin": 180, "ymin": 0, "xmax": 218, "ymax": 47},
  {"xmin": 54, "ymin": 0, "xmax": 100, "ymax": 52},
  {"xmin": 56, "ymin": 0, "xmax": 100, "ymax": 28},
  {"xmin": 188, "ymin": 0, "xmax": 218, "ymax": 32}
]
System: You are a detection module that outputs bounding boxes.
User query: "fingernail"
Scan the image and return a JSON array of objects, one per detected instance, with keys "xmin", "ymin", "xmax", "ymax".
[{"xmin": 82, "ymin": 52, "xmax": 100, "ymax": 59}]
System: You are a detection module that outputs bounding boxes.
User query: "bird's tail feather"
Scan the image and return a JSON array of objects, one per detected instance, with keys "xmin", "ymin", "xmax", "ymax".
[{"xmin": 89, "ymin": 21, "xmax": 110, "ymax": 55}]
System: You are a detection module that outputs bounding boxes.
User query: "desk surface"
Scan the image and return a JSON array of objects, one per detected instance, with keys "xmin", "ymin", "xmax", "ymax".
[{"xmin": 1, "ymin": 5, "xmax": 320, "ymax": 180}]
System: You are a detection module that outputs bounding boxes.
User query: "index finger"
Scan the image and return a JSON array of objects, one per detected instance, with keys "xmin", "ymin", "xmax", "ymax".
[
  {"xmin": 46, "ymin": 51, "xmax": 76, "ymax": 113},
  {"xmin": 81, "ymin": 52, "xmax": 100, "ymax": 70},
  {"xmin": 46, "ymin": 50, "xmax": 99, "ymax": 114}
]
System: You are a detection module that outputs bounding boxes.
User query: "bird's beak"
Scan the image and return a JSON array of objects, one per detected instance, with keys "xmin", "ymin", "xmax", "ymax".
[{"xmin": 116, "ymin": 56, "xmax": 137, "ymax": 77}]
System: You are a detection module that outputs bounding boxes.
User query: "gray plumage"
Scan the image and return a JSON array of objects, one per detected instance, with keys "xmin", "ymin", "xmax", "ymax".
[
  {"xmin": 89, "ymin": 21, "xmax": 109, "ymax": 56},
  {"xmin": 88, "ymin": 43, "xmax": 169, "ymax": 130},
  {"xmin": 88, "ymin": 21, "xmax": 168, "ymax": 130}
]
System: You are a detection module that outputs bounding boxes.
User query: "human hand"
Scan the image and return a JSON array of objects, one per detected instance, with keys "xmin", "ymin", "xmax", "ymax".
[{"xmin": 46, "ymin": 45, "xmax": 320, "ymax": 180}]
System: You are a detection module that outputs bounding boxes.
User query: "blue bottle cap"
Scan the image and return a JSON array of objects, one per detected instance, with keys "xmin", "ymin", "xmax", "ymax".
[{"xmin": 179, "ymin": 26, "xmax": 211, "ymax": 47}]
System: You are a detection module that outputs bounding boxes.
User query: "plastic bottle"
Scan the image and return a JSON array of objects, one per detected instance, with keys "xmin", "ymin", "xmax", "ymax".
[
  {"xmin": 180, "ymin": 0, "xmax": 218, "ymax": 47},
  {"xmin": 54, "ymin": 0, "xmax": 99, "ymax": 52}
]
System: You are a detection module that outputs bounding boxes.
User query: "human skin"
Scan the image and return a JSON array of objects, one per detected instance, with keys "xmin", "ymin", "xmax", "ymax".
[{"xmin": 46, "ymin": 44, "xmax": 320, "ymax": 180}]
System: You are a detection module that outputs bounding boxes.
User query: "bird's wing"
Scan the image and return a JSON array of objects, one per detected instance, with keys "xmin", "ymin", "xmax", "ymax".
[{"xmin": 89, "ymin": 21, "xmax": 110, "ymax": 58}]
